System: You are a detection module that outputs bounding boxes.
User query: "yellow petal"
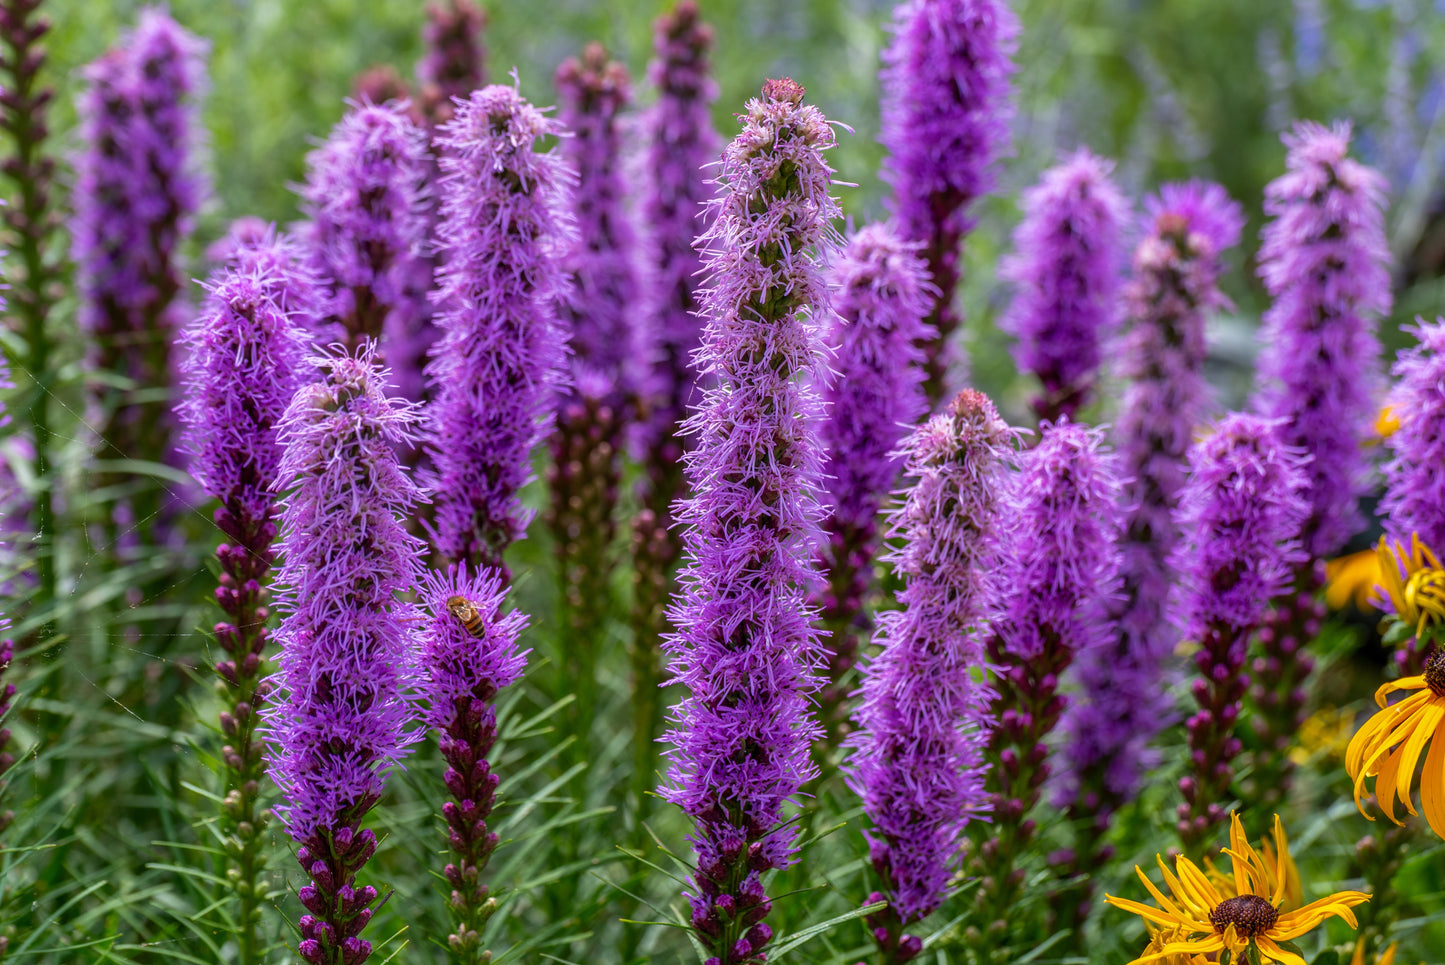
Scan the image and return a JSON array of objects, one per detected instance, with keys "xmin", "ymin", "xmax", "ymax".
[
  {"xmin": 1106, "ymin": 894, "xmax": 1195, "ymax": 931},
  {"xmin": 1421, "ymin": 714, "xmax": 1445, "ymax": 839},
  {"xmin": 1256, "ymin": 935, "xmax": 1308, "ymax": 965}
]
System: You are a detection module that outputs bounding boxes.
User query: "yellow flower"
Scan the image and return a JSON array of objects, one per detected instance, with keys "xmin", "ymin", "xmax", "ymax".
[
  {"xmin": 1327, "ymin": 548, "xmax": 1381, "ymax": 612},
  {"xmin": 1350, "ymin": 939, "xmax": 1397, "ymax": 965},
  {"xmin": 1375, "ymin": 403, "xmax": 1401, "ymax": 439},
  {"xmin": 1374, "ymin": 534, "xmax": 1445, "ymax": 640},
  {"xmin": 1288, "ymin": 705, "xmax": 1355, "ymax": 767},
  {"xmin": 1105, "ymin": 813, "xmax": 1369, "ymax": 965},
  {"xmin": 1345, "ymin": 648, "xmax": 1445, "ymax": 837}
]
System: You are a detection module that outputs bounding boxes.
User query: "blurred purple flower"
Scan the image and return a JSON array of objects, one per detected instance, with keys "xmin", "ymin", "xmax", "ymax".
[
  {"xmin": 1253, "ymin": 120, "xmax": 1391, "ymax": 558},
  {"xmin": 1001, "ymin": 148, "xmax": 1129, "ymax": 424},
  {"xmin": 1382, "ymin": 318, "xmax": 1445, "ymax": 552},
  {"xmin": 880, "ymin": 0, "xmax": 1019, "ymax": 403},
  {"xmin": 417, "ymin": 0, "xmax": 486, "ymax": 126}
]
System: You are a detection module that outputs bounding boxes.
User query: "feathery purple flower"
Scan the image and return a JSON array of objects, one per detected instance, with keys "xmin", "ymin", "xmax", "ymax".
[
  {"xmin": 425, "ymin": 85, "xmax": 575, "ymax": 576},
  {"xmin": 265, "ymin": 346, "xmax": 425, "ymax": 965},
  {"xmin": 880, "ymin": 0, "xmax": 1018, "ymax": 404},
  {"xmin": 1060, "ymin": 181, "xmax": 1243, "ymax": 815},
  {"xmin": 1001, "ymin": 149, "xmax": 1129, "ymax": 424},
  {"xmin": 816, "ymin": 223, "xmax": 932, "ymax": 731},
  {"xmin": 300, "ymin": 100, "xmax": 432, "ymax": 360},
  {"xmin": 1172, "ymin": 413, "xmax": 1308, "ymax": 855},
  {"xmin": 973, "ymin": 420, "xmax": 1123, "ymax": 951},
  {"xmin": 72, "ymin": 8, "xmax": 206, "ymax": 494},
  {"xmin": 846, "ymin": 390, "xmax": 1010, "ymax": 956},
  {"xmin": 418, "ymin": 564, "xmax": 526, "ymax": 962},
  {"xmin": 1253, "ymin": 120, "xmax": 1392, "ymax": 559},
  {"xmin": 661, "ymin": 79, "xmax": 837, "ymax": 965},
  {"xmin": 1382, "ymin": 318, "xmax": 1445, "ymax": 553}
]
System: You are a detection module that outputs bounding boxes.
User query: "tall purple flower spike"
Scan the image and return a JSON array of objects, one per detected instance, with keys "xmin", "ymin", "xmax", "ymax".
[
  {"xmin": 1382, "ymin": 318, "xmax": 1445, "ymax": 555},
  {"xmin": 971, "ymin": 420, "xmax": 1123, "ymax": 958},
  {"xmin": 816, "ymin": 223, "xmax": 932, "ymax": 738},
  {"xmin": 299, "ymin": 100, "xmax": 432, "ymax": 363},
  {"xmin": 880, "ymin": 0, "xmax": 1019, "ymax": 405},
  {"xmin": 418, "ymin": 0, "xmax": 486, "ymax": 126},
  {"xmin": 1254, "ymin": 120, "xmax": 1391, "ymax": 559},
  {"xmin": 630, "ymin": 0, "xmax": 720, "ymax": 826},
  {"xmin": 425, "ymin": 84, "xmax": 575, "ymax": 578},
  {"xmin": 265, "ymin": 345, "xmax": 426, "ymax": 965},
  {"xmin": 846, "ymin": 389, "xmax": 1011, "ymax": 963},
  {"xmin": 1001, "ymin": 148, "xmax": 1129, "ymax": 424},
  {"xmin": 72, "ymin": 8, "xmax": 207, "ymax": 528},
  {"xmin": 548, "ymin": 47, "xmax": 641, "ymax": 715},
  {"xmin": 661, "ymin": 79, "xmax": 838, "ymax": 965},
  {"xmin": 418, "ymin": 564, "xmax": 527, "ymax": 965},
  {"xmin": 1172, "ymin": 413, "xmax": 1308, "ymax": 858},
  {"xmin": 1060, "ymin": 182, "xmax": 1243, "ymax": 815},
  {"xmin": 178, "ymin": 261, "xmax": 316, "ymax": 963},
  {"xmin": 1249, "ymin": 121, "xmax": 1390, "ymax": 811}
]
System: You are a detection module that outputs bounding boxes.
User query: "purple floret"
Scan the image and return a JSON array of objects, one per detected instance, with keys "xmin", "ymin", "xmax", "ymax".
[
  {"xmin": 424, "ymin": 85, "xmax": 576, "ymax": 576},
  {"xmin": 1382, "ymin": 318, "xmax": 1445, "ymax": 552},
  {"xmin": 846, "ymin": 389, "xmax": 1011, "ymax": 929},
  {"xmin": 1001, "ymin": 148, "xmax": 1129, "ymax": 423},
  {"xmin": 880, "ymin": 0, "xmax": 1019, "ymax": 401},
  {"xmin": 299, "ymin": 100, "xmax": 432, "ymax": 357},
  {"xmin": 1253, "ymin": 120, "xmax": 1392, "ymax": 558},
  {"xmin": 661, "ymin": 79, "xmax": 838, "ymax": 965},
  {"xmin": 1060, "ymin": 181, "xmax": 1243, "ymax": 812},
  {"xmin": 816, "ymin": 223, "xmax": 932, "ymax": 719}
]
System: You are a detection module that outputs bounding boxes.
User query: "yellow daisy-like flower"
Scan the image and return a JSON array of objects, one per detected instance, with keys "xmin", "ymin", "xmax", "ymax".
[
  {"xmin": 1345, "ymin": 647, "xmax": 1445, "ymax": 837},
  {"xmin": 1106, "ymin": 813, "xmax": 1369, "ymax": 965},
  {"xmin": 1287, "ymin": 705, "xmax": 1355, "ymax": 767},
  {"xmin": 1374, "ymin": 534, "xmax": 1445, "ymax": 641},
  {"xmin": 1327, "ymin": 548, "xmax": 1381, "ymax": 612}
]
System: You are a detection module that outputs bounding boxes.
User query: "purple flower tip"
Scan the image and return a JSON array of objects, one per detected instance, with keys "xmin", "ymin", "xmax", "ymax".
[{"xmin": 417, "ymin": 563, "xmax": 528, "ymax": 726}]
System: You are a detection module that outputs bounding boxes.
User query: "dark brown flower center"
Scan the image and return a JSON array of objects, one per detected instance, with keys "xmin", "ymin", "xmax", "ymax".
[
  {"xmin": 1425, "ymin": 648, "xmax": 1445, "ymax": 698},
  {"xmin": 1209, "ymin": 895, "xmax": 1278, "ymax": 938}
]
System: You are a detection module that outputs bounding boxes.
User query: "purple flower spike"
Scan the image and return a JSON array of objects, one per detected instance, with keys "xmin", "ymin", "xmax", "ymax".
[
  {"xmin": 1253, "ymin": 120, "xmax": 1391, "ymax": 559},
  {"xmin": 265, "ymin": 344, "xmax": 426, "ymax": 965},
  {"xmin": 816, "ymin": 223, "xmax": 932, "ymax": 735},
  {"xmin": 1052, "ymin": 180, "xmax": 1242, "ymax": 928},
  {"xmin": 418, "ymin": 564, "xmax": 526, "ymax": 961},
  {"xmin": 847, "ymin": 390, "xmax": 1011, "ymax": 950},
  {"xmin": 630, "ymin": 1, "xmax": 721, "ymax": 824},
  {"xmin": 1001, "ymin": 149, "xmax": 1129, "ymax": 424},
  {"xmin": 300, "ymin": 100, "xmax": 432, "ymax": 356},
  {"xmin": 425, "ymin": 85, "xmax": 576, "ymax": 577},
  {"xmin": 662, "ymin": 79, "xmax": 838, "ymax": 965},
  {"xmin": 418, "ymin": 0, "xmax": 486, "ymax": 126},
  {"xmin": 72, "ymin": 8, "xmax": 207, "ymax": 520},
  {"xmin": 1382, "ymin": 318, "xmax": 1445, "ymax": 552},
  {"xmin": 880, "ymin": 0, "xmax": 1019, "ymax": 405},
  {"xmin": 212, "ymin": 224, "xmax": 327, "ymax": 332},
  {"xmin": 972, "ymin": 419, "xmax": 1123, "ymax": 955},
  {"xmin": 178, "ymin": 261, "xmax": 315, "ymax": 958},
  {"xmin": 1172, "ymin": 413, "xmax": 1308, "ymax": 857}
]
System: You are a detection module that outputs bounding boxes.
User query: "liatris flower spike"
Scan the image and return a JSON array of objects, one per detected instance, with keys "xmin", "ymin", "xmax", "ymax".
[
  {"xmin": 1381, "ymin": 319, "xmax": 1445, "ymax": 555},
  {"xmin": 816, "ymin": 223, "xmax": 932, "ymax": 739},
  {"xmin": 265, "ymin": 344, "xmax": 426, "ymax": 965},
  {"xmin": 881, "ymin": 0, "xmax": 1019, "ymax": 403},
  {"xmin": 178, "ymin": 262, "xmax": 316, "ymax": 963},
  {"xmin": 426, "ymin": 84, "xmax": 575, "ymax": 577},
  {"xmin": 1173, "ymin": 414, "xmax": 1308, "ymax": 856},
  {"xmin": 1059, "ymin": 180, "xmax": 1244, "ymax": 843},
  {"xmin": 1001, "ymin": 148, "xmax": 1129, "ymax": 425},
  {"xmin": 418, "ymin": 0, "xmax": 486, "ymax": 126},
  {"xmin": 1106, "ymin": 812, "xmax": 1368, "ymax": 965},
  {"xmin": 973, "ymin": 419, "xmax": 1123, "ymax": 956},
  {"xmin": 417, "ymin": 564, "xmax": 527, "ymax": 963},
  {"xmin": 847, "ymin": 389, "xmax": 1012, "ymax": 962},
  {"xmin": 661, "ymin": 78, "xmax": 838, "ymax": 965},
  {"xmin": 300, "ymin": 100, "xmax": 431, "ymax": 352}
]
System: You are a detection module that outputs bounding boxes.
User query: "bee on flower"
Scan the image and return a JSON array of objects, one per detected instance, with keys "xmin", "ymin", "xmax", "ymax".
[{"xmin": 1106, "ymin": 812, "xmax": 1368, "ymax": 965}]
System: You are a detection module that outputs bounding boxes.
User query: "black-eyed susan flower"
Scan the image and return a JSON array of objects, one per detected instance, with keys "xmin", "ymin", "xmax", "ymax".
[
  {"xmin": 1106, "ymin": 813, "xmax": 1369, "ymax": 965},
  {"xmin": 1373, "ymin": 534, "xmax": 1445, "ymax": 642},
  {"xmin": 1346, "ymin": 647, "xmax": 1445, "ymax": 837}
]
